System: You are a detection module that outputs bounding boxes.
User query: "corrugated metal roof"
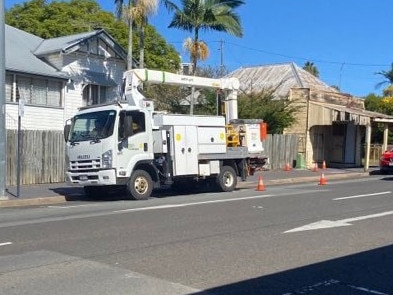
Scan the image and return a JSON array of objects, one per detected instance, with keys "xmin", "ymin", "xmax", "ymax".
[
  {"xmin": 33, "ymin": 31, "xmax": 100, "ymax": 56},
  {"xmin": 5, "ymin": 25, "xmax": 68, "ymax": 79},
  {"xmin": 33, "ymin": 29, "xmax": 127, "ymax": 60},
  {"xmin": 227, "ymin": 62, "xmax": 338, "ymax": 97},
  {"xmin": 6, "ymin": 25, "xmax": 128, "ymax": 79}
]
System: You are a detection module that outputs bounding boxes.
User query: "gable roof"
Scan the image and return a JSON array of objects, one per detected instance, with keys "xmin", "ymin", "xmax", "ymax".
[
  {"xmin": 5, "ymin": 25, "xmax": 68, "ymax": 79},
  {"xmin": 227, "ymin": 62, "xmax": 338, "ymax": 97},
  {"xmin": 6, "ymin": 25, "xmax": 129, "ymax": 79},
  {"xmin": 33, "ymin": 29, "xmax": 127, "ymax": 60}
]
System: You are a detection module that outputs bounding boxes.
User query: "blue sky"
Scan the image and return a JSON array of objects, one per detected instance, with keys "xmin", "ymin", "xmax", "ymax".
[{"xmin": 5, "ymin": 0, "xmax": 393, "ymax": 97}]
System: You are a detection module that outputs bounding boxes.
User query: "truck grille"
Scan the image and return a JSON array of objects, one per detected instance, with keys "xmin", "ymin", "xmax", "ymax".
[{"xmin": 70, "ymin": 159, "xmax": 101, "ymax": 172}]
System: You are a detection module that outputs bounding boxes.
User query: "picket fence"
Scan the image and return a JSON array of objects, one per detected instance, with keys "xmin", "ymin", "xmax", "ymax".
[{"xmin": 5, "ymin": 130, "xmax": 302, "ymax": 185}]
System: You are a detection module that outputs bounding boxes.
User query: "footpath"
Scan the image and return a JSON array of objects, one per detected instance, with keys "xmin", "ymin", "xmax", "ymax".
[{"xmin": 0, "ymin": 167, "xmax": 377, "ymax": 208}]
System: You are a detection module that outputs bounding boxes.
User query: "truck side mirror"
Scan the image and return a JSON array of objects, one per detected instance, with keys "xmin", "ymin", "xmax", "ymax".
[{"xmin": 63, "ymin": 124, "xmax": 71, "ymax": 142}]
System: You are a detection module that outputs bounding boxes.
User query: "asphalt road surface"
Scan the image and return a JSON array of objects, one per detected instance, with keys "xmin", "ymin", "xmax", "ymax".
[{"xmin": 1, "ymin": 175, "xmax": 393, "ymax": 294}]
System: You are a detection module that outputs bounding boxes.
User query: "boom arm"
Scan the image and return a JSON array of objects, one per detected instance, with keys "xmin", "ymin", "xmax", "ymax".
[{"xmin": 122, "ymin": 69, "xmax": 240, "ymax": 123}]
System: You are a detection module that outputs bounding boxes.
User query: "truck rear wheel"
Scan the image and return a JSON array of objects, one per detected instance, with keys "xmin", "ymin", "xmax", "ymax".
[
  {"xmin": 127, "ymin": 170, "xmax": 153, "ymax": 200},
  {"xmin": 216, "ymin": 166, "xmax": 237, "ymax": 192}
]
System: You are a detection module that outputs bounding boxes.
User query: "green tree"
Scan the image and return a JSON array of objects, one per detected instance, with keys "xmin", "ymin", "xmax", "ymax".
[
  {"xmin": 364, "ymin": 93, "xmax": 383, "ymax": 113},
  {"xmin": 238, "ymin": 89, "xmax": 299, "ymax": 134},
  {"xmin": 6, "ymin": 0, "xmax": 125, "ymax": 39},
  {"xmin": 6, "ymin": 0, "xmax": 180, "ymax": 71},
  {"xmin": 163, "ymin": 0, "xmax": 244, "ymax": 75},
  {"xmin": 115, "ymin": 0, "xmax": 158, "ymax": 69},
  {"xmin": 303, "ymin": 61, "xmax": 319, "ymax": 78},
  {"xmin": 375, "ymin": 63, "xmax": 393, "ymax": 89}
]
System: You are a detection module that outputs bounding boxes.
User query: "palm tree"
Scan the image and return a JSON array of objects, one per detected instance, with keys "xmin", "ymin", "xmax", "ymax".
[
  {"xmin": 163, "ymin": 0, "xmax": 244, "ymax": 75},
  {"xmin": 376, "ymin": 63, "xmax": 393, "ymax": 90},
  {"xmin": 115, "ymin": 0, "xmax": 158, "ymax": 69},
  {"xmin": 183, "ymin": 37, "xmax": 209, "ymax": 74},
  {"xmin": 303, "ymin": 61, "xmax": 319, "ymax": 78}
]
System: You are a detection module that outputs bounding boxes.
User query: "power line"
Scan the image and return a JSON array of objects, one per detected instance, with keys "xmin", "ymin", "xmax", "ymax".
[{"xmin": 168, "ymin": 39, "xmax": 390, "ymax": 68}]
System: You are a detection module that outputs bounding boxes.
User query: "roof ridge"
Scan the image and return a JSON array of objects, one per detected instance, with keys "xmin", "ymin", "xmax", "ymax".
[{"xmin": 289, "ymin": 62, "xmax": 304, "ymax": 87}]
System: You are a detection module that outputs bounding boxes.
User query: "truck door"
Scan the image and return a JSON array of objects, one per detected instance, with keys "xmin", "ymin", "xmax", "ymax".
[
  {"xmin": 117, "ymin": 110, "xmax": 151, "ymax": 175},
  {"xmin": 172, "ymin": 125, "xmax": 198, "ymax": 175}
]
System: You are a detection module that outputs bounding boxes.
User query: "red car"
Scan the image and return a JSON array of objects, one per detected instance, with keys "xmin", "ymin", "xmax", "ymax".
[{"xmin": 380, "ymin": 149, "xmax": 393, "ymax": 174}]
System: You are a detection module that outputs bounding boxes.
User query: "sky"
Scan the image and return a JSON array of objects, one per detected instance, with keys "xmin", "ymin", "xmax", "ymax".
[{"xmin": 4, "ymin": 0, "xmax": 393, "ymax": 98}]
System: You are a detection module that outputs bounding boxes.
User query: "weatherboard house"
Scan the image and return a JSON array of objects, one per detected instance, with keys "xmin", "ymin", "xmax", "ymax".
[
  {"xmin": 228, "ymin": 63, "xmax": 393, "ymax": 169},
  {"xmin": 5, "ymin": 25, "xmax": 127, "ymax": 130}
]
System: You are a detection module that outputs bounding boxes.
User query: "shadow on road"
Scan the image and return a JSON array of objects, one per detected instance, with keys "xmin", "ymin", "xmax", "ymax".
[
  {"xmin": 50, "ymin": 183, "xmax": 223, "ymax": 202},
  {"xmin": 191, "ymin": 244, "xmax": 393, "ymax": 295}
]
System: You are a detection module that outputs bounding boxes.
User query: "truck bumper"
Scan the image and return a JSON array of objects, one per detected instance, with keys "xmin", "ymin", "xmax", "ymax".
[{"xmin": 66, "ymin": 169, "xmax": 117, "ymax": 185}]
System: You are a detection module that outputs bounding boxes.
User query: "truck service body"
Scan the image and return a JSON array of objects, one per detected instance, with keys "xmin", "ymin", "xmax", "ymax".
[{"xmin": 64, "ymin": 69, "xmax": 267, "ymax": 200}]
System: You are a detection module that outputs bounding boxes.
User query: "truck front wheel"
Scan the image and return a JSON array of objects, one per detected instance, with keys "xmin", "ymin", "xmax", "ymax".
[
  {"xmin": 216, "ymin": 166, "xmax": 237, "ymax": 192},
  {"xmin": 127, "ymin": 170, "xmax": 153, "ymax": 200}
]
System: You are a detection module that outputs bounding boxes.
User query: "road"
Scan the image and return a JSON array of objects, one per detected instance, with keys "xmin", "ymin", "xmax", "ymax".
[{"xmin": 1, "ymin": 175, "xmax": 393, "ymax": 294}]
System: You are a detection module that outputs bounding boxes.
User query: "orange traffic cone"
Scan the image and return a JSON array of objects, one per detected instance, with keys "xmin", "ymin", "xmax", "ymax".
[
  {"xmin": 284, "ymin": 162, "xmax": 291, "ymax": 172},
  {"xmin": 256, "ymin": 176, "xmax": 266, "ymax": 191},
  {"xmin": 322, "ymin": 160, "xmax": 327, "ymax": 170},
  {"xmin": 319, "ymin": 173, "xmax": 327, "ymax": 185},
  {"xmin": 312, "ymin": 162, "xmax": 318, "ymax": 172}
]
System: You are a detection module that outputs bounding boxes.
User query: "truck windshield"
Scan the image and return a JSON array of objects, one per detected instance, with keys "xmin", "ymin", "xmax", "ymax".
[{"xmin": 68, "ymin": 110, "xmax": 116, "ymax": 142}]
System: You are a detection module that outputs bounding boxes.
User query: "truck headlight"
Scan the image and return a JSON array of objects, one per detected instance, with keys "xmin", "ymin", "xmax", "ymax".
[{"xmin": 102, "ymin": 149, "xmax": 113, "ymax": 168}]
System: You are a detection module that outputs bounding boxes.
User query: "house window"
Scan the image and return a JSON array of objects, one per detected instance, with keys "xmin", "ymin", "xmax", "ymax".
[
  {"xmin": 83, "ymin": 84, "xmax": 108, "ymax": 105},
  {"xmin": 5, "ymin": 74, "xmax": 13, "ymax": 102},
  {"xmin": 7, "ymin": 73, "xmax": 63, "ymax": 107}
]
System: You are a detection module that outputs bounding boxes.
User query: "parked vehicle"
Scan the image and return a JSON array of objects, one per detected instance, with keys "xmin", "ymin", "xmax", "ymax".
[
  {"xmin": 380, "ymin": 149, "xmax": 393, "ymax": 174},
  {"xmin": 64, "ymin": 69, "xmax": 268, "ymax": 200}
]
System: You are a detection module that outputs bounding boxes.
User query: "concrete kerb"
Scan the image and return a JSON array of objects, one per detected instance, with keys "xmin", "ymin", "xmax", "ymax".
[
  {"xmin": 0, "ymin": 196, "xmax": 67, "ymax": 208},
  {"xmin": 236, "ymin": 172, "xmax": 371, "ymax": 189}
]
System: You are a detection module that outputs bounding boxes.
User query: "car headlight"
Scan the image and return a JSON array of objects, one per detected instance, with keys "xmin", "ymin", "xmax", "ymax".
[{"xmin": 102, "ymin": 149, "xmax": 113, "ymax": 168}]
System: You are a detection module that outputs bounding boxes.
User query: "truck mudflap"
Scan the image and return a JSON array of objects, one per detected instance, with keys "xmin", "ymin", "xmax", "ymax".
[
  {"xmin": 248, "ymin": 155, "xmax": 269, "ymax": 175},
  {"xmin": 66, "ymin": 169, "xmax": 117, "ymax": 185}
]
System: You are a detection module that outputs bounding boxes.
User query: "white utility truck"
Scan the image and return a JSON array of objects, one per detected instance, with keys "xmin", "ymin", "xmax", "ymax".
[{"xmin": 64, "ymin": 69, "xmax": 267, "ymax": 200}]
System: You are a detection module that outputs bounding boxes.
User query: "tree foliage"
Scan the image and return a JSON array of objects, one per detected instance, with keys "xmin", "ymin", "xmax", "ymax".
[
  {"xmin": 364, "ymin": 93, "xmax": 383, "ymax": 113},
  {"xmin": 163, "ymin": 0, "xmax": 244, "ymax": 75},
  {"xmin": 237, "ymin": 89, "xmax": 299, "ymax": 134},
  {"xmin": 303, "ymin": 61, "xmax": 319, "ymax": 78},
  {"xmin": 375, "ymin": 63, "xmax": 393, "ymax": 89},
  {"xmin": 6, "ymin": 0, "xmax": 180, "ymax": 71},
  {"xmin": 115, "ymin": 0, "xmax": 159, "ymax": 69}
]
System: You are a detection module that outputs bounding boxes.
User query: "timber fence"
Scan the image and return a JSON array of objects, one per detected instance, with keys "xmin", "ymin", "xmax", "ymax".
[
  {"xmin": 5, "ymin": 130, "xmax": 300, "ymax": 185},
  {"xmin": 6, "ymin": 130, "xmax": 65, "ymax": 185}
]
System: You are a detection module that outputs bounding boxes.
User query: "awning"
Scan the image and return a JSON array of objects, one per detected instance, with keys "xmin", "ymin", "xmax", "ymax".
[
  {"xmin": 83, "ymin": 70, "xmax": 117, "ymax": 87},
  {"xmin": 310, "ymin": 101, "xmax": 393, "ymax": 125}
]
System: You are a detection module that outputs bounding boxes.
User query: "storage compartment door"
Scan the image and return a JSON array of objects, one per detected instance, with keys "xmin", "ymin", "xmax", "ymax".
[{"xmin": 173, "ymin": 126, "xmax": 198, "ymax": 175}]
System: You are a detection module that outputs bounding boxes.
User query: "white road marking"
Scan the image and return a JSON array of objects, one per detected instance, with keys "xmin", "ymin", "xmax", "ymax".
[
  {"xmin": 334, "ymin": 191, "xmax": 391, "ymax": 200},
  {"xmin": 0, "ymin": 242, "xmax": 13, "ymax": 247},
  {"xmin": 282, "ymin": 279, "xmax": 389, "ymax": 295},
  {"xmin": 284, "ymin": 210, "xmax": 393, "ymax": 233},
  {"xmin": 113, "ymin": 195, "xmax": 275, "ymax": 213},
  {"xmin": 48, "ymin": 204, "xmax": 103, "ymax": 209},
  {"xmin": 347, "ymin": 284, "xmax": 390, "ymax": 295}
]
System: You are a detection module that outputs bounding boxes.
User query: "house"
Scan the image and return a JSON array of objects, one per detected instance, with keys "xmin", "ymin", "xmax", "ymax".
[
  {"xmin": 5, "ymin": 25, "xmax": 127, "ymax": 130},
  {"xmin": 228, "ymin": 63, "xmax": 393, "ymax": 169}
]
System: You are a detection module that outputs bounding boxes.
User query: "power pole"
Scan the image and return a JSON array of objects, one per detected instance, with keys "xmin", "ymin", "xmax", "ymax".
[
  {"xmin": 0, "ymin": 0, "xmax": 7, "ymax": 199},
  {"xmin": 219, "ymin": 39, "xmax": 224, "ymax": 77}
]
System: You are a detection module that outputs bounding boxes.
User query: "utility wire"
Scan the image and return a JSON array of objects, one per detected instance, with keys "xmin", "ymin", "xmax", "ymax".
[{"xmin": 168, "ymin": 39, "xmax": 390, "ymax": 68}]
